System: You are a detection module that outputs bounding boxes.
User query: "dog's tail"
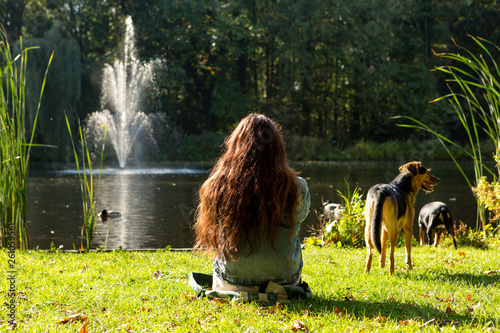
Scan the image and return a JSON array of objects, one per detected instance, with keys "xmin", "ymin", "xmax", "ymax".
[
  {"xmin": 442, "ymin": 209, "xmax": 458, "ymax": 249},
  {"xmin": 442, "ymin": 210, "xmax": 454, "ymax": 236},
  {"xmin": 370, "ymin": 189, "xmax": 387, "ymax": 254}
]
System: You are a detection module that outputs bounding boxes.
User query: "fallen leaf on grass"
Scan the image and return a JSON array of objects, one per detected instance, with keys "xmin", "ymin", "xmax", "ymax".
[
  {"xmin": 465, "ymin": 306, "xmax": 474, "ymax": 314},
  {"xmin": 181, "ymin": 291, "xmax": 197, "ymax": 301},
  {"xmin": 344, "ymin": 291, "xmax": 356, "ymax": 301},
  {"xmin": 333, "ymin": 307, "xmax": 347, "ymax": 317},
  {"xmin": 268, "ymin": 303, "xmax": 284, "ymax": 315},
  {"xmin": 445, "ymin": 305, "xmax": 455, "ymax": 314},
  {"xmin": 485, "ymin": 270, "xmax": 498, "ymax": 275},
  {"xmin": 457, "ymin": 250, "xmax": 468, "ymax": 256},
  {"xmin": 465, "ymin": 294, "xmax": 473, "ymax": 301},
  {"xmin": 57, "ymin": 314, "xmax": 88, "ymax": 333},
  {"xmin": 57, "ymin": 314, "xmax": 87, "ymax": 324},
  {"xmin": 374, "ymin": 315, "xmax": 387, "ymax": 323},
  {"xmin": 444, "ymin": 295, "xmax": 455, "ymax": 302},
  {"xmin": 152, "ymin": 271, "xmax": 165, "ymax": 279},
  {"xmin": 399, "ymin": 318, "xmax": 417, "ymax": 326},
  {"xmin": 435, "ymin": 295, "xmax": 455, "ymax": 303},
  {"xmin": 301, "ymin": 309, "xmax": 314, "ymax": 317},
  {"xmin": 273, "ymin": 302, "xmax": 284, "ymax": 310},
  {"xmin": 212, "ymin": 297, "xmax": 229, "ymax": 305},
  {"xmin": 290, "ymin": 319, "xmax": 307, "ymax": 332}
]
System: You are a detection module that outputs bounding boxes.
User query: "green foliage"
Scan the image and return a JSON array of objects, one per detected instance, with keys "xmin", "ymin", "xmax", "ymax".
[
  {"xmin": 0, "ymin": 26, "xmax": 52, "ymax": 249},
  {"xmin": 286, "ymin": 135, "xmax": 339, "ymax": 161},
  {"xmin": 306, "ymin": 182, "xmax": 365, "ymax": 248},
  {"xmin": 151, "ymin": 131, "xmax": 494, "ymax": 162},
  {"xmin": 336, "ymin": 183, "xmax": 365, "ymax": 247},
  {"xmin": 86, "ymin": 0, "xmax": 462, "ymax": 140},
  {"xmin": 15, "ymin": 23, "xmax": 82, "ymax": 163},
  {"xmin": 473, "ymin": 176, "xmax": 500, "ymax": 222},
  {"xmin": 155, "ymin": 132, "xmax": 225, "ymax": 162},
  {"xmin": 3, "ymin": 1, "xmax": 500, "ymax": 164},
  {"xmin": 449, "ymin": 222, "xmax": 489, "ymax": 249},
  {"xmin": 395, "ymin": 36, "xmax": 500, "ymax": 230}
]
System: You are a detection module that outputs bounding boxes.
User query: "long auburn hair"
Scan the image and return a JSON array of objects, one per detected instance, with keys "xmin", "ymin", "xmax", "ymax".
[{"xmin": 194, "ymin": 113, "xmax": 299, "ymax": 259}]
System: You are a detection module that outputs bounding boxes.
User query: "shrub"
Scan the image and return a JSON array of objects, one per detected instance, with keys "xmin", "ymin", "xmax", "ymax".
[
  {"xmin": 452, "ymin": 221, "xmax": 488, "ymax": 248},
  {"xmin": 305, "ymin": 182, "xmax": 365, "ymax": 248}
]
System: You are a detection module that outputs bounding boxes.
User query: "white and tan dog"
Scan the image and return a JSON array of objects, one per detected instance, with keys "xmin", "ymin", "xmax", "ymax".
[{"xmin": 364, "ymin": 161, "xmax": 439, "ymax": 274}]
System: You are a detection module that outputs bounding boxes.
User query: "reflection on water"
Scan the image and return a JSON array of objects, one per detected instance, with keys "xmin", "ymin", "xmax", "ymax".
[
  {"xmin": 27, "ymin": 166, "xmax": 206, "ymax": 250},
  {"xmin": 27, "ymin": 162, "xmax": 478, "ymax": 250},
  {"xmin": 56, "ymin": 168, "xmax": 206, "ymax": 176}
]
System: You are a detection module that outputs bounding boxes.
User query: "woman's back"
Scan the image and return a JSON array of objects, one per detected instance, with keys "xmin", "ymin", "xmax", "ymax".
[{"xmin": 194, "ymin": 113, "xmax": 311, "ymax": 291}]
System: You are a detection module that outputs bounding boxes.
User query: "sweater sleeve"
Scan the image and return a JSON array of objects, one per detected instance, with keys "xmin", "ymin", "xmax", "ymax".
[{"xmin": 294, "ymin": 177, "xmax": 311, "ymax": 232}]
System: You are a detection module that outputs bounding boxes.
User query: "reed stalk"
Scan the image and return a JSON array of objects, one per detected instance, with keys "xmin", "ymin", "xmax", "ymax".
[
  {"xmin": 394, "ymin": 36, "xmax": 500, "ymax": 230},
  {"xmin": 65, "ymin": 114, "xmax": 107, "ymax": 250},
  {"xmin": 0, "ymin": 26, "xmax": 52, "ymax": 249}
]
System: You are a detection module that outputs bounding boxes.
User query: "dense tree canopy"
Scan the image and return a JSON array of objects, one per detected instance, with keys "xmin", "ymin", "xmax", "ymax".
[{"xmin": 1, "ymin": 0, "xmax": 499, "ymax": 161}]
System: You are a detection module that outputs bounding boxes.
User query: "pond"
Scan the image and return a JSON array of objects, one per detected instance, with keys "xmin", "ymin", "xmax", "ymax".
[{"xmin": 27, "ymin": 161, "xmax": 477, "ymax": 250}]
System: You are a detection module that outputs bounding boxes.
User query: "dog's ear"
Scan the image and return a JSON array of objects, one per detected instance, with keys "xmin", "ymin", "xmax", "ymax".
[
  {"xmin": 418, "ymin": 165, "xmax": 428, "ymax": 174},
  {"xmin": 399, "ymin": 161, "xmax": 421, "ymax": 175}
]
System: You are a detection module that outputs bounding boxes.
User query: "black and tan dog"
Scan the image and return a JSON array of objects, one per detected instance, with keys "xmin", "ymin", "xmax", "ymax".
[
  {"xmin": 418, "ymin": 201, "xmax": 457, "ymax": 249},
  {"xmin": 364, "ymin": 161, "xmax": 440, "ymax": 274}
]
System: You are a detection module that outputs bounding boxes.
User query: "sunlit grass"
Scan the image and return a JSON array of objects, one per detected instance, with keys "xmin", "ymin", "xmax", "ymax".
[{"xmin": 1, "ymin": 245, "xmax": 498, "ymax": 332}]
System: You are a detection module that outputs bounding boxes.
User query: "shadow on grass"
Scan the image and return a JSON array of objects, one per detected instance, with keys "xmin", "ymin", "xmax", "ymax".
[
  {"xmin": 402, "ymin": 270, "xmax": 499, "ymax": 287},
  {"xmin": 283, "ymin": 295, "xmax": 487, "ymax": 328},
  {"xmin": 440, "ymin": 271, "xmax": 500, "ymax": 287}
]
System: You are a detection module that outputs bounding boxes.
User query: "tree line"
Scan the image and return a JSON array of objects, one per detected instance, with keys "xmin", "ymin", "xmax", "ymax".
[{"xmin": 1, "ymin": 0, "xmax": 499, "ymax": 162}]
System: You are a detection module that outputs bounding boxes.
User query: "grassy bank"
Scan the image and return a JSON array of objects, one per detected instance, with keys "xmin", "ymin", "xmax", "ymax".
[{"xmin": 1, "ymin": 246, "xmax": 499, "ymax": 332}]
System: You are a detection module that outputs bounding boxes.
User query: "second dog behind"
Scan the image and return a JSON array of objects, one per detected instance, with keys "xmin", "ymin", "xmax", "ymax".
[{"xmin": 418, "ymin": 201, "xmax": 457, "ymax": 249}]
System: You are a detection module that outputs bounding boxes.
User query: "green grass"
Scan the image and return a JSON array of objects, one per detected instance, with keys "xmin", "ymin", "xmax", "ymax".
[{"xmin": 1, "ymin": 245, "xmax": 499, "ymax": 332}]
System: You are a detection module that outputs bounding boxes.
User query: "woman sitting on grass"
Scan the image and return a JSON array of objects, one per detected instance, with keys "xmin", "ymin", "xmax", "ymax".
[{"xmin": 194, "ymin": 113, "xmax": 311, "ymax": 294}]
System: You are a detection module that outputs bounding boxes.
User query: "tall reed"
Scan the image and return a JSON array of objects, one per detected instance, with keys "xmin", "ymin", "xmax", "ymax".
[
  {"xmin": 65, "ymin": 114, "xmax": 107, "ymax": 250},
  {"xmin": 0, "ymin": 26, "xmax": 52, "ymax": 249},
  {"xmin": 394, "ymin": 36, "xmax": 500, "ymax": 229}
]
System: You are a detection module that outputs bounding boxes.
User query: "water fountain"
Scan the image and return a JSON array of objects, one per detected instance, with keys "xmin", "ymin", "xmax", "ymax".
[{"xmin": 85, "ymin": 16, "xmax": 160, "ymax": 168}]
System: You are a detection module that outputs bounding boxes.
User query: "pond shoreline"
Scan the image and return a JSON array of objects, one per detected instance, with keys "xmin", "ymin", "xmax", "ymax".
[{"xmin": 26, "ymin": 160, "xmax": 479, "ymax": 250}]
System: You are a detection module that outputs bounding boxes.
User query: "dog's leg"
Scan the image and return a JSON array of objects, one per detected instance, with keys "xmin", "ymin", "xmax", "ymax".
[
  {"xmin": 427, "ymin": 228, "xmax": 434, "ymax": 246},
  {"xmin": 404, "ymin": 226, "xmax": 413, "ymax": 270},
  {"xmin": 419, "ymin": 225, "xmax": 425, "ymax": 246},
  {"xmin": 433, "ymin": 229, "xmax": 442, "ymax": 247},
  {"xmin": 379, "ymin": 229, "xmax": 388, "ymax": 269},
  {"xmin": 430, "ymin": 229, "xmax": 437, "ymax": 247},
  {"xmin": 389, "ymin": 232, "xmax": 397, "ymax": 275},
  {"xmin": 364, "ymin": 215, "xmax": 373, "ymax": 273},
  {"xmin": 365, "ymin": 243, "xmax": 373, "ymax": 273}
]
